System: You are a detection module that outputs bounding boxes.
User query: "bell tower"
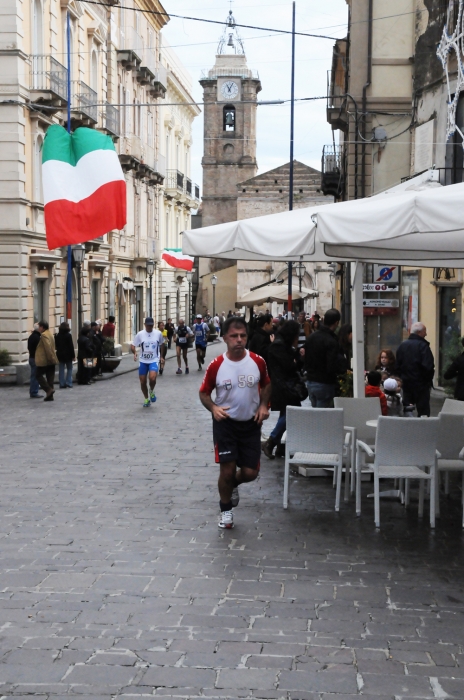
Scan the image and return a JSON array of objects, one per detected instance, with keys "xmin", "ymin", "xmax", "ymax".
[{"xmin": 200, "ymin": 12, "xmax": 262, "ymax": 230}]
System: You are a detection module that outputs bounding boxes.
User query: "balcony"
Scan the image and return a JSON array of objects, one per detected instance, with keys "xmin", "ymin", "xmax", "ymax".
[
  {"xmin": 185, "ymin": 177, "xmax": 192, "ymax": 197},
  {"xmin": 326, "ymin": 38, "xmax": 348, "ymax": 130},
  {"xmin": 104, "ymin": 103, "xmax": 120, "ymax": 138},
  {"xmin": 150, "ymin": 63, "xmax": 167, "ymax": 98},
  {"xmin": 165, "ymin": 169, "xmax": 185, "ymax": 200},
  {"xmin": 321, "ymin": 145, "xmax": 344, "ymax": 198},
  {"xmin": 29, "ymin": 55, "xmax": 68, "ymax": 112},
  {"xmin": 194, "ymin": 184, "xmax": 200, "ymax": 200},
  {"xmin": 117, "ymin": 26, "xmax": 143, "ymax": 71},
  {"xmin": 71, "ymin": 80, "xmax": 98, "ymax": 125}
]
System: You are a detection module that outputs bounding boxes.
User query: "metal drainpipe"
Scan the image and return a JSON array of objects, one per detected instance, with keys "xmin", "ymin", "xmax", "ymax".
[{"xmin": 361, "ymin": 0, "xmax": 373, "ymax": 198}]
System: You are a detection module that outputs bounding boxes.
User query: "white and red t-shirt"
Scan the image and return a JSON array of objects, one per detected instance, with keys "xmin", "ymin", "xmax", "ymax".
[{"xmin": 200, "ymin": 351, "xmax": 270, "ymax": 422}]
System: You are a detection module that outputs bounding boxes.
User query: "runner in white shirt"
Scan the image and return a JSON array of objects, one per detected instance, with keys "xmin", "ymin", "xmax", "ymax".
[
  {"xmin": 199, "ymin": 316, "xmax": 271, "ymax": 529},
  {"xmin": 131, "ymin": 317, "xmax": 163, "ymax": 408}
]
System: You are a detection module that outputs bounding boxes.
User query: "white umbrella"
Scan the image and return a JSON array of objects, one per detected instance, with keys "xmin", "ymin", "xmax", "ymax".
[{"xmin": 238, "ymin": 284, "xmax": 318, "ymax": 307}]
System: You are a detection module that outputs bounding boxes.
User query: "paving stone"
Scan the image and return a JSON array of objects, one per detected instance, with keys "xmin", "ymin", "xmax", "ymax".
[
  {"xmin": 216, "ymin": 668, "xmax": 278, "ymax": 689},
  {"xmin": 140, "ymin": 666, "xmax": 216, "ymax": 687},
  {"xmin": 278, "ymin": 670, "xmax": 358, "ymax": 693}
]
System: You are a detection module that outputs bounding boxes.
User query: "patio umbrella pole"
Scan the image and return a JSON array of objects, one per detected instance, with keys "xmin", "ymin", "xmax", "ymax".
[
  {"xmin": 66, "ymin": 11, "xmax": 73, "ymax": 326},
  {"xmin": 287, "ymin": 1, "xmax": 296, "ymax": 319},
  {"xmin": 351, "ymin": 261, "xmax": 365, "ymax": 398}
]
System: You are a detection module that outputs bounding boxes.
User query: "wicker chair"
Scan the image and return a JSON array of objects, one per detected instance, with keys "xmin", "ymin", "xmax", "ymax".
[
  {"xmin": 437, "ymin": 413, "xmax": 464, "ymax": 528},
  {"xmin": 334, "ymin": 397, "xmax": 382, "ymax": 501},
  {"xmin": 357, "ymin": 417, "xmax": 439, "ymax": 528},
  {"xmin": 283, "ymin": 407, "xmax": 347, "ymax": 512}
]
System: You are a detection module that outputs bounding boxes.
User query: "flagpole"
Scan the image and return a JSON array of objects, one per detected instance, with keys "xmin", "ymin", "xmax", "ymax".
[
  {"xmin": 66, "ymin": 11, "xmax": 73, "ymax": 324},
  {"xmin": 287, "ymin": 0, "xmax": 296, "ymax": 319}
]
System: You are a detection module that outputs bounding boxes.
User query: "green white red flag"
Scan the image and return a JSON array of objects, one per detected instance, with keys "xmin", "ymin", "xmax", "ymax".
[
  {"xmin": 162, "ymin": 248, "xmax": 194, "ymax": 271},
  {"xmin": 42, "ymin": 125, "xmax": 126, "ymax": 250}
]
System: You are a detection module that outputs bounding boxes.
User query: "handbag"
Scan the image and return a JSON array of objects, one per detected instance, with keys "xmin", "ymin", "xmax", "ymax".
[
  {"xmin": 283, "ymin": 374, "xmax": 308, "ymax": 402},
  {"xmin": 83, "ymin": 357, "xmax": 97, "ymax": 368}
]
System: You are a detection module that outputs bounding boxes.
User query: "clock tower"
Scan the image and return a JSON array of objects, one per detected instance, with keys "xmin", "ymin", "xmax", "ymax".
[{"xmin": 200, "ymin": 12, "xmax": 262, "ymax": 231}]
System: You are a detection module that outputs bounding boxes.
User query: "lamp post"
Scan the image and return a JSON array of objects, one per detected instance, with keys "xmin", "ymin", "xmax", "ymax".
[
  {"xmin": 295, "ymin": 261, "xmax": 306, "ymax": 293},
  {"xmin": 72, "ymin": 244, "xmax": 85, "ymax": 331},
  {"xmin": 211, "ymin": 274, "xmax": 218, "ymax": 318},
  {"xmin": 146, "ymin": 259, "xmax": 155, "ymax": 317},
  {"xmin": 186, "ymin": 269, "xmax": 193, "ymax": 326}
]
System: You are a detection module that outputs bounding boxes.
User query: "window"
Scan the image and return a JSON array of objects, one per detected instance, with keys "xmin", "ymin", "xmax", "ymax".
[
  {"xmin": 120, "ymin": 85, "xmax": 126, "ymax": 134},
  {"xmin": 446, "ymin": 95, "xmax": 464, "ymax": 184},
  {"xmin": 223, "ymin": 105, "xmax": 235, "ymax": 131},
  {"xmin": 91, "ymin": 279, "xmax": 100, "ymax": 321},
  {"xmin": 33, "ymin": 0, "xmax": 43, "ymax": 55},
  {"xmin": 34, "ymin": 135, "xmax": 43, "ymax": 202},
  {"xmin": 166, "ymin": 295, "xmax": 170, "ymax": 319},
  {"xmin": 166, "ymin": 132, "xmax": 170, "ymax": 169},
  {"xmin": 165, "ymin": 211, "xmax": 170, "ymax": 247},
  {"xmin": 147, "ymin": 110, "xmax": 153, "ymax": 145},
  {"xmin": 34, "ymin": 278, "xmax": 48, "ymax": 323},
  {"xmin": 126, "ymin": 88, "xmax": 132, "ymax": 134},
  {"xmin": 91, "ymin": 49, "xmax": 98, "ymax": 92},
  {"xmin": 176, "ymin": 141, "xmax": 180, "ymax": 170}
]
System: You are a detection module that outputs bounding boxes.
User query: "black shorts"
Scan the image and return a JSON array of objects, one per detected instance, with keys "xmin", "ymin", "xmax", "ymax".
[{"xmin": 213, "ymin": 417, "xmax": 261, "ymax": 470}]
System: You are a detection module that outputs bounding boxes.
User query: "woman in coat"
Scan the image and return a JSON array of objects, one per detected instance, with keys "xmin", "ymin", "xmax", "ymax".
[
  {"xmin": 444, "ymin": 338, "xmax": 464, "ymax": 400},
  {"xmin": 55, "ymin": 322, "xmax": 75, "ymax": 388},
  {"xmin": 263, "ymin": 320, "xmax": 303, "ymax": 459},
  {"xmin": 77, "ymin": 327, "xmax": 95, "ymax": 385}
]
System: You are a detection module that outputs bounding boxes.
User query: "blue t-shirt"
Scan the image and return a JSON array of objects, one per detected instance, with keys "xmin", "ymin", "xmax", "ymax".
[{"xmin": 194, "ymin": 322, "xmax": 209, "ymax": 346}]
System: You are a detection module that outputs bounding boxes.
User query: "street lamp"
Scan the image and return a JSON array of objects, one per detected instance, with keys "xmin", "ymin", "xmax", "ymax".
[
  {"xmin": 72, "ymin": 244, "xmax": 85, "ymax": 331},
  {"xmin": 295, "ymin": 261, "xmax": 306, "ymax": 292},
  {"xmin": 146, "ymin": 259, "xmax": 155, "ymax": 317},
  {"xmin": 211, "ymin": 274, "xmax": 218, "ymax": 318},
  {"xmin": 186, "ymin": 269, "xmax": 194, "ymax": 326}
]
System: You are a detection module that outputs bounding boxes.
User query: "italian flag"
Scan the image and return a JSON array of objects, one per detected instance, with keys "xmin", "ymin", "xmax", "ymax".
[
  {"xmin": 162, "ymin": 248, "xmax": 194, "ymax": 271},
  {"xmin": 42, "ymin": 125, "xmax": 126, "ymax": 250}
]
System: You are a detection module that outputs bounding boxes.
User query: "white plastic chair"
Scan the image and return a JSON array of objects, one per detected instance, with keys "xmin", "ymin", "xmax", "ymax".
[
  {"xmin": 437, "ymin": 413, "xmax": 464, "ymax": 528},
  {"xmin": 334, "ymin": 397, "xmax": 382, "ymax": 501},
  {"xmin": 441, "ymin": 398, "xmax": 464, "ymax": 414},
  {"xmin": 357, "ymin": 417, "xmax": 439, "ymax": 528},
  {"xmin": 283, "ymin": 407, "xmax": 347, "ymax": 512}
]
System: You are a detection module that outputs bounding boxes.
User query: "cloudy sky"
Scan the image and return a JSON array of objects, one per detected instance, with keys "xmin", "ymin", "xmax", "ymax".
[{"xmin": 162, "ymin": 0, "xmax": 348, "ymax": 189}]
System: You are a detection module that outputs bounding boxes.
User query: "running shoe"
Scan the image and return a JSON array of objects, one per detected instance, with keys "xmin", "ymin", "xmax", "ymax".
[
  {"xmin": 150, "ymin": 391, "xmax": 157, "ymax": 403},
  {"xmin": 159, "ymin": 368, "xmax": 163, "ymax": 376},
  {"xmin": 218, "ymin": 510, "xmax": 234, "ymax": 529},
  {"xmin": 176, "ymin": 368, "xmax": 182, "ymax": 375},
  {"xmin": 201, "ymin": 357, "xmax": 205, "ymax": 365},
  {"xmin": 198, "ymin": 365, "xmax": 202, "ymax": 371},
  {"xmin": 185, "ymin": 367, "xmax": 189, "ymax": 374},
  {"xmin": 231, "ymin": 487, "xmax": 240, "ymax": 507},
  {"xmin": 143, "ymin": 398, "xmax": 151, "ymax": 408}
]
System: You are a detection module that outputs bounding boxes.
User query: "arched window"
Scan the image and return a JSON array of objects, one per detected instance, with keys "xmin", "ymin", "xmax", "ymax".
[
  {"xmin": 32, "ymin": 0, "xmax": 43, "ymax": 55},
  {"xmin": 91, "ymin": 49, "xmax": 98, "ymax": 92},
  {"xmin": 223, "ymin": 104, "xmax": 235, "ymax": 132},
  {"xmin": 34, "ymin": 135, "xmax": 44, "ymax": 203}
]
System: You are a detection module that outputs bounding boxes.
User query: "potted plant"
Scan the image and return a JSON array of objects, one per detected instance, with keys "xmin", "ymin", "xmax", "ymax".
[
  {"xmin": 0, "ymin": 348, "xmax": 16, "ymax": 384},
  {"xmin": 207, "ymin": 321, "xmax": 218, "ymax": 343},
  {"xmin": 101, "ymin": 337, "xmax": 121, "ymax": 372}
]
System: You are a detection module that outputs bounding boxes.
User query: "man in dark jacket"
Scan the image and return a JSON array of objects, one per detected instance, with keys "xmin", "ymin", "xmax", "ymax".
[
  {"xmin": 396, "ymin": 322, "xmax": 434, "ymax": 416},
  {"xmin": 77, "ymin": 327, "xmax": 95, "ymax": 385},
  {"xmin": 27, "ymin": 324, "xmax": 42, "ymax": 398},
  {"xmin": 248, "ymin": 313, "xmax": 274, "ymax": 364},
  {"xmin": 304, "ymin": 308, "xmax": 346, "ymax": 407}
]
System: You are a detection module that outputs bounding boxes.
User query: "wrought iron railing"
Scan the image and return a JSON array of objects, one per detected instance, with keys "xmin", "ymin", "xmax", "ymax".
[
  {"xmin": 30, "ymin": 55, "xmax": 68, "ymax": 101},
  {"xmin": 72, "ymin": 80, "xmax": 98, "ymax": 122},
  {"xmin": 185, "ymin": 178, "xmax": 192, "ymax": 196},
  {"xmin": 165, "ymin": 169, "xmax": 184, "ymax": 191},
  {"xmin": 105, "ymin": 103, "xmax": 120, "ymax": 137},
  {"xmin": 321, "ymin": 145, "xmax": 344, "ymax": 198},
  {"xmin": 202, "ymin": 67, "xmax": 259, "ymax": 80},
  {"xmin": 194, "ymin": 184, "xmax": 200, "ymax": 200}
]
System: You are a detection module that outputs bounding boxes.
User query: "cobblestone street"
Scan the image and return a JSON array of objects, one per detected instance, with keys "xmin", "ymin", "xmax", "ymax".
[{"xmin": 1, "ymin": 341, "xmax": 464, "ymax": 699}]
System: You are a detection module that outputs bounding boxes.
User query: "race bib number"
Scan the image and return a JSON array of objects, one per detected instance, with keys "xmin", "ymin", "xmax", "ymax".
[
  {"xmin": 140, "ymin": 341, "xmax": 158, "ymax": 361},
  {"xmin": 179, "ymin": 337, "xmax": 187, "ymax": 343}
]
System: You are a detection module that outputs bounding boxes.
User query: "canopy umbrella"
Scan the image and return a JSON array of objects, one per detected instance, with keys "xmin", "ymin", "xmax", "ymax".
[{"xmin": 238, "ymin": 284, "xmax": 318, "ymax": 307}]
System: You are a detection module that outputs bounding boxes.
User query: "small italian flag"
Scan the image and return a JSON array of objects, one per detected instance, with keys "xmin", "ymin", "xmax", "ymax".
[
  {"xmin": 162, "ymin": 248, "xmax": 194, "ymax": 271},
  {"xmin": 42, "ymin": 125, "xmax": 126, "ymax": 250}
]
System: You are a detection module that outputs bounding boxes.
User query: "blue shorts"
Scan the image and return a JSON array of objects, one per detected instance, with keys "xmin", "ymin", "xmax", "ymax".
[{"xmin": 139, "ymin": 361, "xmax": 159, "ymax": 376}]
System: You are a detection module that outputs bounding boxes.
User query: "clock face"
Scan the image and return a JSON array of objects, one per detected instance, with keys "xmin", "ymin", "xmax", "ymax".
[{"xmin": 221, "ymin": 80, "xmax": 239, "ymax": 99}]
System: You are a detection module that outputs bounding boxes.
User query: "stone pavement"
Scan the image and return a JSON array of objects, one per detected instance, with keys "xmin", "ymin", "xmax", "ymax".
[{"xmin": 0, "ymin": 341, "xmax": 464, "ymax": 700}]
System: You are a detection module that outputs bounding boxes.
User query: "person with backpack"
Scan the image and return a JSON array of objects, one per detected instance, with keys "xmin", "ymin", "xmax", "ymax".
[
  {"xmin": 193, "ymin": 314, "xmax": 210, "ymax": 371},
  {"xmin": 174, "ymin": 318, "xmax": 193, "ymax": 375}
]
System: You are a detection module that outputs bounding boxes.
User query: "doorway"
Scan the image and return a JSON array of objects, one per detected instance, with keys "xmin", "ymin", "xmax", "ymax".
[{"xmin": 439, "ymin": 286, "xmax": 462, "ymax": 378}]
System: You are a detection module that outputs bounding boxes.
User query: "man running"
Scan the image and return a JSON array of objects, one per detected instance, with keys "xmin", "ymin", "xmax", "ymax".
[
  {"xmin": 193, "ymin": 313, "xmax": 210, "ymax": 370},
  {"xmin": 131, "ymin": 317, "xmax": 163, "ymax": 408},
  {"xmin": 174, "ymin": 318, "xmax": 193, "ymax": 375},
  {"xmin": 199, "ymin": 316, "xmax": 271, "ymax": 529}
]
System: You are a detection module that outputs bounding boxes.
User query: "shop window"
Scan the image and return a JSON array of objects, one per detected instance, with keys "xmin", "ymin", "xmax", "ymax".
[{"xmin": 439, "ymin": 285, "xmax": 462, "ymax": 378}]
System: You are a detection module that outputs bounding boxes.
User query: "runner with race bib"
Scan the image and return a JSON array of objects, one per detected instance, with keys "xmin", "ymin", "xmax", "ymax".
[
  {"xmin": 193, "ymin": 313, "xmax": 210, "ymax": 371},
  {"xmin": 131, "ymin": 317, "xmax": 163, "ymax": 408},
  {"xmin": 174, "ymin": 319, "xmax": 193, "ymax": 375}
]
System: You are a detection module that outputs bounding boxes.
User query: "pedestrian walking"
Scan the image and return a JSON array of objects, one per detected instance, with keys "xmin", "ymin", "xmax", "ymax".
[
  {"xmin": 157, "ymin": 321, "xmax": 168, "ymax": 375},
  {"xmin": 396, "ymin": 322, "xmax": 435, "ymax": 417},
  {"xmin": 248, "ymin": 313, "xmax": 274, "ymax": 364},
  {"xmin": 131, "ymin": 317, "xmax": 163, "ymax": 408},
  {"xmin": 165, "ymin": 318, "xmax": 175, "ymax": 349},
  {"xmin": 89, "ymin": 321, "xmax": 103, "ymax": 378},
  {"xmin": 213, "ymin": 313, "xmax": 221, "ymax": 335},
  {"xmin": 55, "ymin": 322, "xmax": 75, "ymax": 388},
  {"xmin": 375, "ymin": 348, "xmax": 396, "ymax": 376},
  {"xmin": 174, "ymin": 318, "xmax": 193, "ymax": 375},
  {"xmin": 304, "ymin": 308, "xmax": 347, "ymax": 407},
  {"xmin": 193, "ymin": 314, "xmax": 209, "ymax": 370},
  {"xmin": 102, "ymin": 315, "xmax": 116, "ymax": 339},
  {"xmin": 365, "ymin": 370, "xmax": 388, "ymax": 415},
  {"xmin": 27, "ymin": 323, "xmax": 43, "ymax": 398},
  {"xmin": 199, "ymin": 316, "xmax": 271, "ymax": 529},
  {"xmin": 264, "ymin": 320, "xmax": 305, "ymax": 459},
  {"xmin": 220, "ymin": 311, "xmax": 226, "ymax": 337},
  {"xmin": 35, "ymin": 320, "xmax": 58, "ymax": 401},
  {"xmin": 77, "ymin": 326, "xmax": 95, "ymax": 386},
  {"xmin": 443, "ymin": 337, "xmax": 464, "ymax": 400},
  {"xmin": 297, "ymin": 311, "xmax": 311, "ymax": 350}
]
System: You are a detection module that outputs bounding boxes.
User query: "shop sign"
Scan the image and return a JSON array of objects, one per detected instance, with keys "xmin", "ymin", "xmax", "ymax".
[
  {"xmin": 363, "ymin": 299, "xmax": 400, "ymax": 308},
  {"xmin": 362, "ymin": 283, "xmax": 399, "ymax": 292}
]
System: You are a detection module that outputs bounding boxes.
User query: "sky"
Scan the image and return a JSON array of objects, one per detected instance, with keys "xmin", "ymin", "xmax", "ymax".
[{"xmin": 161, "ymin": 0, "xmax": 349, "ymax": 190}]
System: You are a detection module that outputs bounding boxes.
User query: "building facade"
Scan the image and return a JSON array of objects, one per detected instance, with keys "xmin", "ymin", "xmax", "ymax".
[{"xmin": 0, "ymin": 0, "xmax": 200, "ymax": 373}]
